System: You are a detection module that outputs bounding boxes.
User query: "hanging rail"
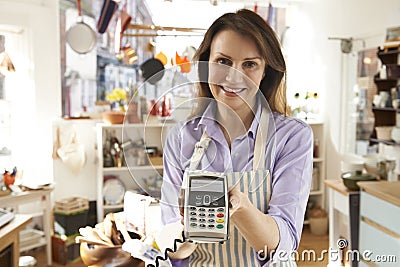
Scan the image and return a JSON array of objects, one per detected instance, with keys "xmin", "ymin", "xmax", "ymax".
[{"xmin": 126, "ymin": 23, "xmax": 206, "ymax": 33}]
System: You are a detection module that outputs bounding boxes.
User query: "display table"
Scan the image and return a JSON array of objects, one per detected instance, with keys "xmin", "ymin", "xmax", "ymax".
[
  {"xmin": 0, "ymin": 189, "xmax": 53, "ymax": 266},
  {"xmin": 0, "ymin": 214, "xmax": 32, "ymax": 267},
  {"xmin": 325, "ymin": 179, "xmax": 360, "ymax": 267}
]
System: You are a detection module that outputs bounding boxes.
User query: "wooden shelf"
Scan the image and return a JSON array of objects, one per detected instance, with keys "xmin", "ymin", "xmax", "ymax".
[
  {"xmin": 103, "ymin": 165, "xmax": 163, "ymax": 172},
  {"xmin": 372, "ymin": 106, "xmax": 398, "ymax": 112},
  {"xmin": 369, "ymin": 138, "xmax": 400, "ymax": 146},
  {"xmin": 310, "ymin": 190, "xmax": 324, "ymax": 196},
  {"xmin": 378, "ymin": 49, "xmax": 400, "ymax": 57},
  {"xmin": 103, "ymin": 204, "xmax": 124, "ymax": 210},
  {"xmin": 378, "ymin": 46, "xmax": 400, "ymax": 64},
  {"xmin": 373, "ymin": 78, "xmax": 398, "ymax": 91}
]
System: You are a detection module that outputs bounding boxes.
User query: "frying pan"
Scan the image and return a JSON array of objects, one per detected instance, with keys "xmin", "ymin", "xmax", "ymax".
[
  {"xmin": 140, "ymin": 58, "xmax": 165, "ymax": 85},
  {"xmin": 67, "ymin": 0, "xmax": 96, "ymax": 54}
]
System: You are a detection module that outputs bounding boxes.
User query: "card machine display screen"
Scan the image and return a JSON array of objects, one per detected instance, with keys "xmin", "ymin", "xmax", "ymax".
[{"xmin": 188, "ymin": 177, "xmax": 225, "ymax": 207}]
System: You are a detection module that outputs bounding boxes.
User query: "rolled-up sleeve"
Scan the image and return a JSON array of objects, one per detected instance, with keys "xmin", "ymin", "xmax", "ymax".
[{"xmin": 266, "ymin": 123, "xmax": 313, "ymax": 264}]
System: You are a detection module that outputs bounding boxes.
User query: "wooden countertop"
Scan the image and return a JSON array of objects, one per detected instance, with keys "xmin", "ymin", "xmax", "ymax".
[
  {"xmin": 324, "ymin": 179, "xmax": 359, "ymax": 195},
  {"xmin": 0, "ymin": 214, "xmax": 32, "ymax": 240},
  {"xmin": 357, "ymin": 181, "xmax": 400, "ymax": 207}
]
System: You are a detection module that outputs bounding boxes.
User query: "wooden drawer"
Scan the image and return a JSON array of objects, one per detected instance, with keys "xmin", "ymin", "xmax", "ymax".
[
  {"xmin": 359, "ymin": 221, "xmax": 400, "ymax": 266},
  {"xmin": 360, "ymin": 191, "xmax": 400, "ymax": 235}
]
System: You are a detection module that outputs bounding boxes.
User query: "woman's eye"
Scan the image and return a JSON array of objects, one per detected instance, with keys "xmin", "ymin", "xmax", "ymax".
[
  {"xmin": 216, "ymin": 58, "xmax": 232, "ymax": 66},
  {"xmin": 243, "ymin": 61, "xmax": 257, "ymax": 69}
]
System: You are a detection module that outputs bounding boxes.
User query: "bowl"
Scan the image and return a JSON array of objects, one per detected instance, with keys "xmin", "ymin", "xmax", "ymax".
[
  {"xmin": 102, "ymin": 111, "xmax": 125, "ymax": 124},
  {"xmin": 392, "ymin": 99, "xmax": 400, "ymax": 109},
  {"xmin": 341, "ymin": 171, "xmax": 377, "ymax": 191},
  {"xmin": 80, "ymin": 242, "xmax": 145, "ymax": 267},
  {"xmin": 391, "ymin": 126, "xmax": 400, "ymax": 143},
  {"xmin": 375, "ymin": 126, "xmax": 394, "ymax": 141},
  {"xmin": 340, "ymin": 160, "xmax": 364, "ymax": 173}
]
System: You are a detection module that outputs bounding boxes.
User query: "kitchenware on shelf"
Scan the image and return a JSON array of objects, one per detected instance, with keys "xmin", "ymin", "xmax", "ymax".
[
  {"xmin": 378, "ymin": 91, "xmax": 390, "ymax": 108},
  {"xmin": 66, "ymin": 0, "xmax": 96, "ymax": 54},
  {"xmin": 362, "ymin": 153, "xmax": 381, "ymax": 176},
  {"xmin": 379, "ymin": 157, "xmax": 397, "ymax": 181},
  {"xmin": 372, "ymin": 94, "xmax": 381, "ymax": 107},
  {"xmin": 391, "ymin": 126, "xmax": 400, "ymax": 143},
  {"xmin": 341, "ymin": 170, "xmax": 377, "ymax": 191},
  {"xmin": 386, "ymin": 64, "xmax": 400, "ymax": 79},
  {"xmin": 103, "ymin": 177, "xmax": 125, "ymax": 205},
  {"xmin": 375, "ymin": 126, "xmax": 394, "ymax": 140},
  {"xmin": 379, "ymin": 64, "xmax": 387, "ymax": 79},
  {"xmin": 392, "ymin": 99, "xmax": 400, "ymax": 109}
]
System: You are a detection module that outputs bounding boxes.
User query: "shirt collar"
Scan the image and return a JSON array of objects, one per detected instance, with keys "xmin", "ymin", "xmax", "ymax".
[{"xmin": 193, "ymin": 98, "xmax": 262, "ymax": 140}]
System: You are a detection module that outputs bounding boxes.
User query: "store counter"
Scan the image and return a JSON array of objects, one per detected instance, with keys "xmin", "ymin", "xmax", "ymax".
[
  {"xmin": 0, "ymin": 214, "xmax": 32, "ymax": 267},
  {"xmin": 357, "ymin": 181, "xmax": 400, "ymax": 267}
]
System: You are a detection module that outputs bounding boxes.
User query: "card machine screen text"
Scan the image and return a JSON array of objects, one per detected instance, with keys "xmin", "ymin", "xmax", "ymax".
[{"xmin": 189, "ymin": 177, "xmax": 225, "ymax": 207}]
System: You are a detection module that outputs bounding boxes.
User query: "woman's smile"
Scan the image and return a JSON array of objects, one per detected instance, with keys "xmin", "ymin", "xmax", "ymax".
[{"xmin": 220, "ymin": 85, "xmax": 246, "ymax": 96}]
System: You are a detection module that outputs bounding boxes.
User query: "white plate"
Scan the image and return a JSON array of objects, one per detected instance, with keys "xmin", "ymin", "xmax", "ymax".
[{"xmin": 103, "ymin": 178, "xmax": 125, "ymax": 205}]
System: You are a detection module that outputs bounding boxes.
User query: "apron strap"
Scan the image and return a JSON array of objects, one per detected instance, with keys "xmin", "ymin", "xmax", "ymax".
[
  {"xmin": 253, "ymin": 107, "xmax": 271, "ymax": 202},
  {"xmin": 188, "ymin": 129, "xmax": 211, "ymax": 171}
]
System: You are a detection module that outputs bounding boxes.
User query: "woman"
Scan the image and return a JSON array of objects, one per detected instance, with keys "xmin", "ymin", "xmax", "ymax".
[{"xmin": 160, "ymin": 9, "xmax": 313, "ymax": 267}]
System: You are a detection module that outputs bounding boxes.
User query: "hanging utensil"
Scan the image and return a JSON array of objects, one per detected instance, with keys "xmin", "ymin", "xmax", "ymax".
[
  {"xmin": 97, "ymin": 0, "xmax": 119, "ymax": 34},
  {"xmin": 66, "ymin": 0, "xmax": 96, "ymax": 54},
  {"xmin": 52, "ymin": 126, "xmax": 61, "ymax": 159},
  {"xmin": 140, "ymin": 58, "xmax": 165, "ymax": 85}
]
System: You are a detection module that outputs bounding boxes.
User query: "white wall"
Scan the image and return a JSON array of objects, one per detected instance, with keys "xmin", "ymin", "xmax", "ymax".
[
  {"xmin": 0, "ymin": 0, "xmax": 61, "ymax": 184},
  {"xmin": 292, "ymin": 0, "xmax": 400, "ymax": 182}
]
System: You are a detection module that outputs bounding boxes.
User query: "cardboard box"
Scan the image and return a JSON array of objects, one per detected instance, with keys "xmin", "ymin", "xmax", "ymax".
[{"xmin": 52, "ymin": 235, "xmax": 80, "ymax": 265}]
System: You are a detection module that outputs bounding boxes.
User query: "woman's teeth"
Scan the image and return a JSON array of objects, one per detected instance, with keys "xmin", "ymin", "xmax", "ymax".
[{"xmin": 222, "ymin": 86, "xmax": 244, "ymax": 93}]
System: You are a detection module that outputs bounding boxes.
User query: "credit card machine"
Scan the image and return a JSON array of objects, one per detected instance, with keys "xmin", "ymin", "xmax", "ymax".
[{"xmin": 183, "ymin": 172, "xmax": 229, "ymax": 243}]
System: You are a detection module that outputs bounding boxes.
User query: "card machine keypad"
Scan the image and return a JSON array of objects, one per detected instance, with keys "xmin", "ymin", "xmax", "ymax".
[{"xmin": 187, "ymin": 206, "xmax": 226, "ymax": 231}]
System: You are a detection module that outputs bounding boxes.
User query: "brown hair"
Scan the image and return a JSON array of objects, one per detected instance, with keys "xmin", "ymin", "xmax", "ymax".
[{"xmin": 193, "ymin": 9, "xmax": 288, "ymax": 115}]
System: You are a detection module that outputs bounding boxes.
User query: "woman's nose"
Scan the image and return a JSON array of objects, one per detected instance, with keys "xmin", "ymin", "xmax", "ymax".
[{"xmin": 225, "ymin": 66, "xmax": 244, "ymax": 84}]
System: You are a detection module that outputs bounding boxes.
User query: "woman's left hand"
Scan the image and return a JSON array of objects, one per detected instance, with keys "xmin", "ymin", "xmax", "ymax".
[{"xmin": 228, "ymin": 185, "xmax": 251, "ymax": 220}]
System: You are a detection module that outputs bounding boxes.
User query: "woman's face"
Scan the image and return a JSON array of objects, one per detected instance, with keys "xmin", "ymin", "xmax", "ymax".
[{"xmin": 208, "ymin": 30, "xmax": 266, "ymax": 113}]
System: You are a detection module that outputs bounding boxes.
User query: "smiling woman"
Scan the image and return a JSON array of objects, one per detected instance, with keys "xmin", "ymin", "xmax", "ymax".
[{"xmin": 160, "ymin": 8, "xmax": 313, "ymax": 267}]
